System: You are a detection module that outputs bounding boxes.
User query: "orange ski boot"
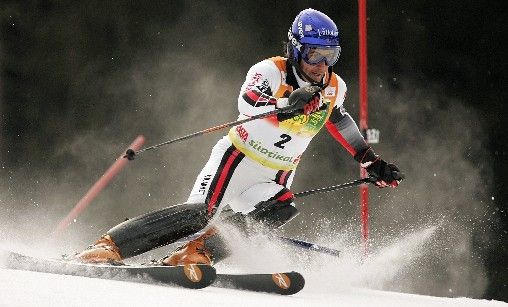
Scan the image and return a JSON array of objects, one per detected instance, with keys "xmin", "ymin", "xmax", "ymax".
[
  {"xmin": 75, "ymin": 234, "xmax": 123, "ymax": 264},
  {"xmin": 161, "ymin": 228, "xmax": 217, "ymax": 266}
]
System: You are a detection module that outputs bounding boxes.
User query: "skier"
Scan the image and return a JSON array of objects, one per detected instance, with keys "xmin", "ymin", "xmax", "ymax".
[{"xmin": 76, "ymin": 8, "xmax": 402, "ymax": 266}]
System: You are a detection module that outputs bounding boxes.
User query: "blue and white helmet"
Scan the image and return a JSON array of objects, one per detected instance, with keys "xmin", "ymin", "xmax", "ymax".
[{"xmin": 287, "ymin": 9, "xmax": 341, "ymax": 66}]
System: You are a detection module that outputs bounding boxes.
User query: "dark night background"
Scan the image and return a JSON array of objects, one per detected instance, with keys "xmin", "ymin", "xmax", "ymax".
[{"xmin": 0, "ymin": 0, "xmax": 506, "ymax": 302}]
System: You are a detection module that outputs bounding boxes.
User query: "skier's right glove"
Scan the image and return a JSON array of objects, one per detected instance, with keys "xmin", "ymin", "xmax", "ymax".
[
  {"xmin": 277, "ymin": 86, "xmax": 324, "ymax": 121},
  {"xmin": 286, "ymin": 85, "xmax": 322, "ymax": 115}
]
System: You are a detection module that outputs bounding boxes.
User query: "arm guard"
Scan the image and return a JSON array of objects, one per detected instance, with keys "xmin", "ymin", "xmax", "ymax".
[{"xmin": 325, "ymin": 106, "xmax": 371, "ymax": 158}]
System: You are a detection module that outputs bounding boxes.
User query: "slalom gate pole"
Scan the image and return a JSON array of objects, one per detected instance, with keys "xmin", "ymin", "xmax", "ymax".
[
  {"xmin": 358, "ymin": 0, "xmax": 370, "ymax": 258},
  {"xmin": 123, "ymin": 105, "xmax": 295, "ymax": 160},
  {"xmin": 52, "ymin": 135, "xmax": 146, "ymax": 238}
]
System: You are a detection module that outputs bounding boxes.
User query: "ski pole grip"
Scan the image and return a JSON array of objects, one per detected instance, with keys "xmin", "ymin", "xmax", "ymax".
[
  {"xmin": 124, "ymin": 148, "xmax": 136, "ymax": 160},
  {"xmin": 392, "ymin": 171, "xmax": 405, "ymax": 180}
]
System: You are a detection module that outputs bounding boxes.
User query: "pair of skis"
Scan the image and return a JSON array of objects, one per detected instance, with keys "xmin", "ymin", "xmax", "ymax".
[{"xmin": 2, "ymin": 250, "xmax": 305, "ymax": 295}]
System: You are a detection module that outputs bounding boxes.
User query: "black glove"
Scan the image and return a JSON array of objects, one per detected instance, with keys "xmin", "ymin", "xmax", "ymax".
[
  {"xmin": 286, "ymin": 85, "xmax": 322, "ymax": 115},
  {"xmin": 366, "ymin": 160, "xmax": 403, "ymax": 188},
  {"xmin": 355, "ymin": 148, "xmax": 404, "ymax": 188}
]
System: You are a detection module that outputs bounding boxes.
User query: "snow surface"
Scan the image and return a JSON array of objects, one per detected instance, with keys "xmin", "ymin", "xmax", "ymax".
[
  {"xmin": 0, "ymin": 267, "xmax": 505, "ymax": 307},
  {"xmin": 0, "ymin": 225, "xmax": 506, "ymax": 306}
]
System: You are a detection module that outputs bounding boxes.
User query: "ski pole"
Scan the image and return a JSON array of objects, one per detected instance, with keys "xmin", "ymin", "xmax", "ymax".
[
  {"xmin": 174, "ymin": 179, "xmax": 375, "ymax": 256},
  {"xmin": 277, "ymin": 237, "xmax": 341, "ymax": 256},
  {"xmin": 275, "ymin": 178, "xmax": 375, "ymax": 257},
  {"xmin": 124, "ymin": 105, "xmax": 296, "ymax": 160},
  {"xmin": 293, "ymin": 177, "xmax": 374, "ymax": 198},
  {"xmin": 292, "ymin": 172, "xmax": 404, "ymax": 199},
  {"xmin": 172, "ymin": 233, "xmax": 341, "ymax": 257}
]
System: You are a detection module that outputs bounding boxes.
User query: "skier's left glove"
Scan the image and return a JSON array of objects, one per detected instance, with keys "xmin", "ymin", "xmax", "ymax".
[{"xmin": 355, "ymin": 148, "xmax": 403, "ymax": 188}]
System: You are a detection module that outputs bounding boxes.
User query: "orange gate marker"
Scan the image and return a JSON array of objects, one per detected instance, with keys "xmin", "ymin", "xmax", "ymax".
[{"xmin": 52, "ymin": 135, "xmax": 145, "ymax": 237}]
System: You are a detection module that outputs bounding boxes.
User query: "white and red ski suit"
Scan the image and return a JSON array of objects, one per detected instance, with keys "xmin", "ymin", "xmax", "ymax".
[{"xmin": 187, "ymin": 56, "xmax": 370, "ymax": 218}]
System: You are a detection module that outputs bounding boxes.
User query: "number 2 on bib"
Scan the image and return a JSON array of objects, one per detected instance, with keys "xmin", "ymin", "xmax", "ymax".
[{"xmin": 274, "ymin": 134, "xmax": 292, "ymax": 149}]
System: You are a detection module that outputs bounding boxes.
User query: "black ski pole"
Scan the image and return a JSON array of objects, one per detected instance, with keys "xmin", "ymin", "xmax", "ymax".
[
  {"xmin": 173, "ymin": 232, "xmax": 342, "ymax": 257},
  {"xmin": 124, "ymin": 105, "xmax": 296, "ymax": 160},
  {"xmin": 277, "ymin": 237, "xmax": 341, "ymax": 256},
  {"xmin": 275, "ymin": 178, "xmax": 374, "ymax": 257},
  {"xmin": 293, "ymin": 177, "xmax": 374, "ymax": 199},
  {"xmin": 176, "ymin": 178, "xmax": 375, "ymax": 256}
]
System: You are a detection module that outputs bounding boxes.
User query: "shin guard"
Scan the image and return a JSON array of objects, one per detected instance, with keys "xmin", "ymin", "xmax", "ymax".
[{"xmin": 107, "ymin": 203, "xmax": 209, "ymax": 259}]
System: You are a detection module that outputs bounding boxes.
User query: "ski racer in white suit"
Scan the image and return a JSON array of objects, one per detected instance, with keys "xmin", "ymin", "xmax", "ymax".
[{"xmin": 76, "ymin": 8, "xmax": 403, "ymax": 266}]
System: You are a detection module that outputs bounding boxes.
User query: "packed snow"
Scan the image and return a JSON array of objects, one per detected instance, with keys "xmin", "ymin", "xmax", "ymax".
[
  {"xmin": 0, "ymin": 267, "xmax": 504, "ymax": 307},
  {"xmin": 0, "ymin": 225, "xmax": 505, "ymax": 306}
]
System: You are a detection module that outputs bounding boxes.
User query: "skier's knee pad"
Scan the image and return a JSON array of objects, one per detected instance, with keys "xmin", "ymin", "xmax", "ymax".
[
  {"xmin": 248, "ymin": 200, "xmax": 299, "ymax": 229},
  {"xmin": 107, "ymin": 203, "xmax": 210, "ymax": 258},
  {"xmin": 220, "ymin": 199, "xmax": 299, "ymax": 230}
]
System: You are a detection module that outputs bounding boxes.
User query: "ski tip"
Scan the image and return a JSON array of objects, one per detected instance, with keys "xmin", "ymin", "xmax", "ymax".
[
  {"xmin": 271, "ymin": 271, "xmax": 305, "ymax": 295},
  {"xmin": 214, "ymin": 271, "xmax": 305, "ymax": 295}
]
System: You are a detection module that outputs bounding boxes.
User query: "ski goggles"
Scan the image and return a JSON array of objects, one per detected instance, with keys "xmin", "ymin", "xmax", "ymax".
[{"xmin": 301, "ymin": 44, "xmax": 341, "ymax": 66}]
